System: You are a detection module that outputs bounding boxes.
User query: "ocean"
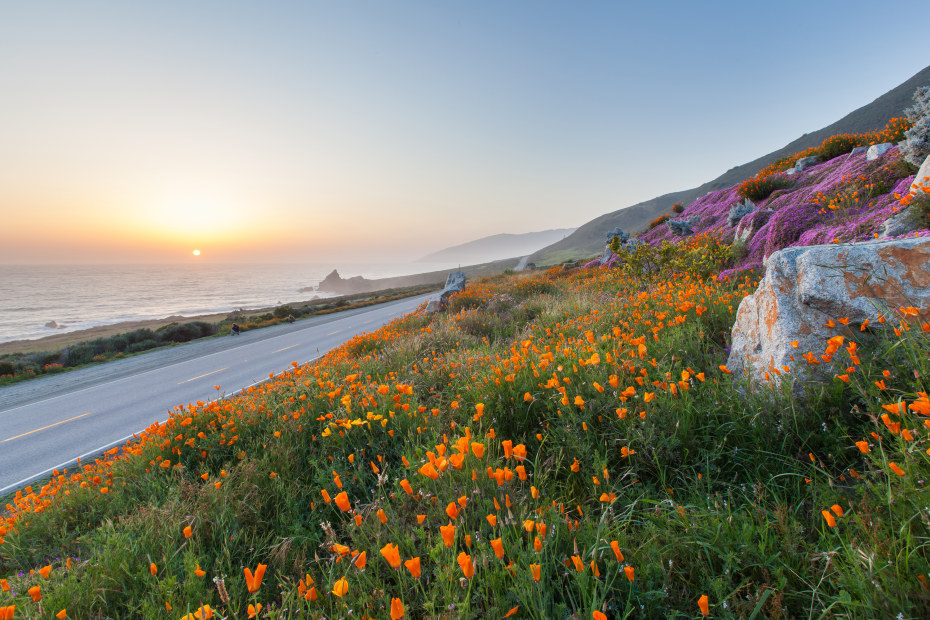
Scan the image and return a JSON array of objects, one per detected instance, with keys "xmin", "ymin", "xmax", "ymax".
[{"xmin": 0, "ymin": 262, "xmax": 455, "ymax": 344}]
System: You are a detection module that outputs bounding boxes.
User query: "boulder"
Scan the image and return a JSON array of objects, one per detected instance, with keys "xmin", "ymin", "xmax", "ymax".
[
  {"xmin": 45, "ymin": 320, "xmax": 58, "ymax": 328},
  {"xmin": 908, "ymin": 153, "xmax": 930, "ymax": 197},
  {"xmin": 794, "ymin": 156, "xmax": 820, "ymax": 172},
  {"xmin": 727, "ymin": 237, "xmax": 930, "ymax": 388},
  {"xmin": 734, "ymin": 209, "xmax": 772, "ymax": 244},
  {"xmin": 849, "ymin": 146, "xmax": 869, "ymax": 156},
  {"xmin": 881, "ymin": 205, "xmax": 925, "ymax": 238},
  {"xmin": 866, "ymin": 143, "xmax": 894, "ymax": 161}
]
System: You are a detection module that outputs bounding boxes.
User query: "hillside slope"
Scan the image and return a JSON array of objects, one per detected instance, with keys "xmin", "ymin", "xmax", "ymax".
[
  {"xmin": 419, "ymin": 228, "xmax": 576, "ymax": 264},
  {"xmin": 531, "ymin": 64, "xmax": 930, "ymax": 265}
]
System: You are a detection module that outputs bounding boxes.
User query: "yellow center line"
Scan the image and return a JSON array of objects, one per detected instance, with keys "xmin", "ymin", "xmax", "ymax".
[
  {"xmin": 275, "ymin": 344, "xmax": 299, "ymax": 353},
  {"xmin": 179, "ymin": 367, "xmax": 230, "ymax": 384},
  {"xmin": 2, "ymin": 412, "xmax": 93, "ymax": 443},
  {"xmin": 327, "ymin": 330, "xmax": 342, "ymax": 335}
]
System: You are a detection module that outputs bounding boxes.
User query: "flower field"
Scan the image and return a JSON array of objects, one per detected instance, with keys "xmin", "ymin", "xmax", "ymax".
[{"xmin": 2, "ymin": 246, "xmax": 930, "ymax": 618}]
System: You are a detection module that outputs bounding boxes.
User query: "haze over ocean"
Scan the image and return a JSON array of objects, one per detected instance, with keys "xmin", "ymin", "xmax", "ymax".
[{"xmin": 0, "ymin": 262, "xmax": 454, "ymax": 344}]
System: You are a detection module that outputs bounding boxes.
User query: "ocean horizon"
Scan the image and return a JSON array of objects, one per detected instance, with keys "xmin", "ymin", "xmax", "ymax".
[{"xmin": 0, "ymin": 261, "xmax": 457, "ymax": 344}]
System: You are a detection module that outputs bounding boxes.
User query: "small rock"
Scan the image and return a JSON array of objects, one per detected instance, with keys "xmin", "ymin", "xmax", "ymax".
[
  {"xmin": 45, "ymin": 320, "xmax": 58, "ymax": 328},
  {"xmin": 794, "ymin": 156, "xmax": 820, "ymax": 172},
  {"xmin": 866, "ymin": 143, "xmax": 894, "ymax": 161},
  {"xmin": 881, "ymin": 206, "xmax": 924, "ymax": 238}
]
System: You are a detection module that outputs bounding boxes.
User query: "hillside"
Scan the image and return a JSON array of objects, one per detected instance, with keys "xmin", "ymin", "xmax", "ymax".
[
  {"xmin": 531, "ymin": 63, "xmax": 930, "ymax": 265},
  {"xmin": 419, "ymin": 228, "xmax": 576, "ymax": 264}
]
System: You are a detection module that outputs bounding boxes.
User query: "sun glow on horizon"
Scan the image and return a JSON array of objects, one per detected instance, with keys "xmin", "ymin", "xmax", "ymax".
[{"xmin": 192, "ymin": 249, "xmax": 201, "ymax": 256}]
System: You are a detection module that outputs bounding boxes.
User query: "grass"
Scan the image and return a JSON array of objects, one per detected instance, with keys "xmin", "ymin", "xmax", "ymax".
[{"xmin": 1, "ymin": 257, "xmax": 929, "ymax": 618}]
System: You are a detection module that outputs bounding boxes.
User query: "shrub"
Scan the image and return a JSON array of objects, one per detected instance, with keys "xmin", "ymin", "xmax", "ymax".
[
  {"xmin": 0, "ymin": 361, "xmax": 14, "ymax": 376},
  {"xmin": 671, "ymin": 202, "xmax": 685, "ymax": 213},
  {"xmin": 901, "ymin": 86, "xmax": 930, "ymax": 166},
  {"xmin": 817, "ymin": 133, "xmax": 870, "ymax": 160},
  {"xmin": 727, "ymin": 198, "xmax": 756, "ymax": 227},
  {"xmin": 737, "ymin": 173, "xmax": 792, "ymax": 201},
  {"xmin": 647, "ymin": 213, "xmax": 670, "ymax": 230}
]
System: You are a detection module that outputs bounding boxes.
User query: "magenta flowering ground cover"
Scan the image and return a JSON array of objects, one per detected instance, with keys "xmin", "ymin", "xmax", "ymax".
[{"xmin": 640, "ymin": 146, "xmax": 924, "ymax": 280}]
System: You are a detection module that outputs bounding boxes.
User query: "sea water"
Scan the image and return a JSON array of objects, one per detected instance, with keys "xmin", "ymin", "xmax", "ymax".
[{"xmin": 0, "ymin": 262, "xmax": 455, "ymax": 344}]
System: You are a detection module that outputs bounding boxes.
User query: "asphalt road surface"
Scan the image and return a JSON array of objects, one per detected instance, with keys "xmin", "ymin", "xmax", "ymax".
[{"xmin": 0, "ymin": 294, "xmax": 433, "ymax": 497}]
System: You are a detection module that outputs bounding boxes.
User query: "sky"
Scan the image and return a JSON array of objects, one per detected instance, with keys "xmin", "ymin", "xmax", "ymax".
[{"xmin": 1, "ymin": 1, "xmax": 928, "ymax": 264}]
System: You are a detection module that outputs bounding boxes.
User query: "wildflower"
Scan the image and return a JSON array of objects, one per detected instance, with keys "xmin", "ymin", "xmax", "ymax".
[
  {"xmin": 183, "ymin": 525, "xmax": 193, "ymax": 539},
  {"xmin": 457, "ymin": 552, "xmax": 475, "ymax": 578},
  {"xmin": 57, "ymin": 610, "xmax": 68, "ymax": 619},
  {"xmin": 28, "ymin": 585, "xmax": 41, "ymax": 602},
  {"xmin": 39, "ymin": 564, "xmax": 52, "ymax": 578},
  {"xmin": 490, "ymin": 538, "xmax": 505, "ymax": 559},
  {"xmin": 244, "ymin": 564, "xmax": 267, "ymax": 593},
  {"xmin": 332, "ymin": 576, "xmax": 349, "ymax": 597},
  {"xmin": 624, "ymin": 566, "xmax": 635, "ymax": 581},
  {"xmin": 855, "ymin": 441, "xmax": 869, "ymax": 453},
  {"xmin": 530, "ymin": 563, "xmax": 541, "ymax": 582},
  {"xmin": 334, "ymin": 491, "xmax": 352, "ymax": 512},
  {"xmin": 440, "ymin": 522, "xmax": 456, "ymax": 547},
  {"xmin": 505, "ymin": 607, "xmax": 520, "ymax": 618},
  {"xmin": 698, "ymin": 594, "xmax": 710, "ymax": 616},
  {"xmin": 247, "ymin": 603, "xmax": 262, "ymax": 618},
  {"xmin": 889, "ymin": 462, "xmax": 906, "ymax": 476},
  {"xmin": 150, "ymin": 562, "xmax": 158, "ymax": 576},
  {"xmin": 404, "ymin": 556, "xmax": 421, "ymax": 578},
  {"xmin": 354, "ymin": 550, "xmax": 367, "ymax": 570},
  {"xmin": 610, "ymin": 540, "xmax": 624, "ymax": 562},
  {"xmin": 821, "ymin": 510, "xmax": 837, "ymax": 527},
  {"xmin": 390, "ymin": 598, "xmax": 405, "ymax": 620},
  {"xmin": 195, "ymin": 564, "xmax": 206, "ymax": 577},
  {"xmin": 380, "ymin": 543, "xmax": 402, "ymax": 569},
  {"xmin": 571, "ymin": 555, "xmax": 585, "ymax": 572}
]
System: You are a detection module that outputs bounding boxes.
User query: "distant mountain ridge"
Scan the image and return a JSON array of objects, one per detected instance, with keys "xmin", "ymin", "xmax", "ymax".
[
  {"xmin": 530, "ymin": 64, "xmax": 930, "ymax": 265},
  {"xmin": 420, "ymin": 228, "xmax": 576, "ymax": 264}
]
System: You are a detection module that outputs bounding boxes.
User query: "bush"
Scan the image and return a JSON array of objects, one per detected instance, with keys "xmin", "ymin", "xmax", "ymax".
[
  {"xmin": 901, "ymin": 86, "xmax": 930, "ymax": 166},
  {"xmin": 737, "ymin": 173, "xmax": 793, "ymax": 201},
  {"xmin": 647, "ymin": 213, "xmax": 670, "ymax": 230},
  {"xmin": 0, "ymin": 361, "xmax": 14, "ymax": 376},
  {"xmin": 155, "ymin": 321, "xmax": 217, "ymax": 343},
  {"xmin": 671, "ymin": 202, "xmax": 685, "ymax": 213}
]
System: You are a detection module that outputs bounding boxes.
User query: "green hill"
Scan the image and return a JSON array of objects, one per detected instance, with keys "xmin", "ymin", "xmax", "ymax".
[{"xmin": 531, "ymin": 63, "xmax": 930, "ymax": 265}]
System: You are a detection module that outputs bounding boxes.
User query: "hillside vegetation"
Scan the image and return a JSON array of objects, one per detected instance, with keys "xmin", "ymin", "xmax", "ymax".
[
  {"xmin": 2, "ymin": 244, "xmax": 929, "ymax": 618},
  {"xmin": 2, "ymin": 106, "xmax": 930, "ymax": 618},
  {"xmin": 531, "ymin": 64, "xmax": 930, "ymax": 265}
]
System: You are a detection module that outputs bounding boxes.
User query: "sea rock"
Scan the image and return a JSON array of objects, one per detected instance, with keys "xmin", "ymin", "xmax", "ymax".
[
  {"xmin": 45, "ymin": 320, "xmax": 58, "ymax": 328},
  {"xmin": 794, "ymin": 156, "xmax": 820, "ymax": 172},
  {"xmin": 866, "ymin": 143, "xmax": 894, "ymax": 161},
  {"xmin": 727, "ymin": 237, "xmax": 930, "ymax": 388},
  {"xmin": 734, "ymin": 209, "xmax": 772, "ymax": 244},
  {"xmin": 317, "ymin": 269, "xmax": 369, "ymax": 294}
]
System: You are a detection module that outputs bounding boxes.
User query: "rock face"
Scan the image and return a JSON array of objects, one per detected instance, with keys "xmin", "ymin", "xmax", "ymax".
[
  {"xmin": 866, "ymin": 143, "xmax": 894, "ymax": 161},
  {"xmin": 727, "ymin": 237, "xmax": 930, "ymax": 387}
]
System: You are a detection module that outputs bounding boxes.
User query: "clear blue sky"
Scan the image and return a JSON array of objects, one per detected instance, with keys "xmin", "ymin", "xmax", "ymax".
[{"xmin": 1, "ymin": 1, "xmax": 928, "ymax": 263}]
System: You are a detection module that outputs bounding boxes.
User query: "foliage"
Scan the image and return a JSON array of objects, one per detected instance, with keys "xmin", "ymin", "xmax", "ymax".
[
  {"xmin": 646, "ymin": 213, "xmax": 670, "ymax": 230},
  {"xmin": 726, "ymin": 197, "xmax": 755, "ymax": 227},
  {"xmin": 901, "ymin": 86, "xmax": 930, "ymax": 166},
  {"xmin": 737, "ymin": 173, "xmax": 792, "ymax": 202},
  {"xmin": 3, "ymin": 250, "xmax": 930, "ymax": 618},
  {"xmin": 754, "ymin": 117, "xmax": 913, "ymax": 180}
]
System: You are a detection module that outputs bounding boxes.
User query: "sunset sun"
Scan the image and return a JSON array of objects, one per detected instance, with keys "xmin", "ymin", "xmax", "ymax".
[{"xmin": 192, "ymin": 249, "xmax": 201, "ymax": 256}]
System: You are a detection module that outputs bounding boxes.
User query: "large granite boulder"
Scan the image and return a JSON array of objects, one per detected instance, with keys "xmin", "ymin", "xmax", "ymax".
[
  {"xmin": 727, "ymin": 237, "xmax": 930, "ymax": 388},
  {"xmin": 426, "ymin": 270, "xmax": 468, "ymax": 313}
]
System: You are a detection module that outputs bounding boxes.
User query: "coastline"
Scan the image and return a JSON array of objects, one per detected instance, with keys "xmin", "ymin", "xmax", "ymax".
[{"xmin": 0, "ymin": 256, "xmax": 522, "ymax": 356}]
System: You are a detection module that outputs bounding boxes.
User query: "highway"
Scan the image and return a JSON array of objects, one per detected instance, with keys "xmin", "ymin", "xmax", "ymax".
[{"xmin": 0, "ymin": 293, "xmax": 432, "ymax": 496}]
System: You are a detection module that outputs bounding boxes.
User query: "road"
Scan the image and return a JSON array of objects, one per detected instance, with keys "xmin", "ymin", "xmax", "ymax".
[{"xmin": 0, "ymin": 293, "xmax": 432, "ymax": 496}]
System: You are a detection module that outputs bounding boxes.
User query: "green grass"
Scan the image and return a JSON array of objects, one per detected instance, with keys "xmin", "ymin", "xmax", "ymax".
[{"xmin": 1, "ymin": 263, "xmax": 928, "ymax": 618}]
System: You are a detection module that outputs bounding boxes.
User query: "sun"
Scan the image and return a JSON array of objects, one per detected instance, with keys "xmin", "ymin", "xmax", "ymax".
[{"xmin": 192, "ymin": 249, "xmax": 201, "ymax": 256}]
